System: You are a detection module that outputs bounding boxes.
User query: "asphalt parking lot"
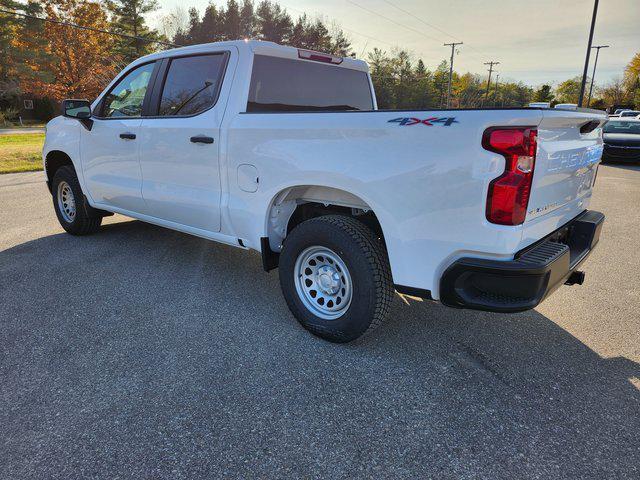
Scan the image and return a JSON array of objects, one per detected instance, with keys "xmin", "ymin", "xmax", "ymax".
[{"xmin": 1, "ymin": 165, "xmax": 639, "ymax": 479}]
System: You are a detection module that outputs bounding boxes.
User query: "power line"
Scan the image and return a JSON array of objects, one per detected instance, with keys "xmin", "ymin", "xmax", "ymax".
[
  {"xmin": 379, "ymin": 0, "xmax": 490, "ymax": 60},
  {"xmin": 444, "ymin": 42, "xmax": 463, "ymax": 108},
  {"xmin": 278, "ymin": 2, "xmax": 397, "ymax": 51},
  {"xmin": 0, "ymin": 7, "xmax": 181, "ymax": 48},
  {"xmin": 344, "ymin": 0, "xmax": 444, "ymax": 44}
]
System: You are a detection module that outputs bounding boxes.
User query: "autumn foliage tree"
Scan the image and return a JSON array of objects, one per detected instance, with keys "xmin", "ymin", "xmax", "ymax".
[{"xmin": 15, "ymin": 0, "xmax": 119, "ymax": 102}]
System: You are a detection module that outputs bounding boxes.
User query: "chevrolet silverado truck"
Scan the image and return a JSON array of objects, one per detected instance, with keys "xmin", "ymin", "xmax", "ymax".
[{"xmin": 43, "ymin": 40, "xmax": 606, "ymax": 342}]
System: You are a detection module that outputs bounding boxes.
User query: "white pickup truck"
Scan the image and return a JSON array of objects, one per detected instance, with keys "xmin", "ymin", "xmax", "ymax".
[{"xmin": 44, "ymin": 40, "xmax": 606, "ymax": 342}]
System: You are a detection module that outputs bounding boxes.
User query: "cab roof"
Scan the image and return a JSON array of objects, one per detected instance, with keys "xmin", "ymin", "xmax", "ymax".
[{"xmin": 134, "ymin": 39, "xmax": 369, "ymax": 73}]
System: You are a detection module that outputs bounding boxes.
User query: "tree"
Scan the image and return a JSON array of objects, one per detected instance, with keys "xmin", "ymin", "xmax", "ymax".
[
  {"xmin": 598, "ymin": 77, "xmax": 628, "ymax": 106},
  {"xmin": 239, "ymin": 0, "xmax": 256, "ymax": 38},
  {"xmin": 223, "ymin": 0, "xmax": 242, "ymax": 40},
  {"xmin": 329, "ymin": 27, "xmax": 351, "ymax": 56},
  {"xmin": 433, "ymin": 60, "xmax": 449, "ymax": 107},
  {"xmin": 624, "ymin": 52, "xmax": 640, "ymax": 107},
  {"xmin": 555, "ymin": 76, "xmax": 582, "ymax": 104},
  {"xmin": 256, "ymin": 1, "xmax": 292, "ymax": 44},
  {"xmin": 0, "ymin": 0, "xmax": 22, "ymax": 83},
  {"xmin": 16, "ymin": 0, "xmax": 118, "ymax": 102},
  {"xmin": 158, "ymin": 6, "xmax": 188, "ymax": 42},
  {"xmin": 106, "ymin": 0, "xmax": 162, "ymax": 63},
  {"xmin": 197, "ymin": 3, "xmax": 224, "ymax": 43},
  {"xmin": 533, "ymin": 84, "xmax": 554, "ymax": 103}
]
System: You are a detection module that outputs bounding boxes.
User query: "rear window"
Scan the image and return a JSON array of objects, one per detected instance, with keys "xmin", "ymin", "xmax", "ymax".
[
  {"xmin": 247, "ymin": 55, "xmax": 373, "ymax": 112},
  {"xmin": 604, "ymin": 121, "xmax": 640, "ymax": 134}
]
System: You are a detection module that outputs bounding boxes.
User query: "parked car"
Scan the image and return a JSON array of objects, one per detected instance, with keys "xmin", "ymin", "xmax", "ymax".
[
  {"xmin": 602, "ymin": 118, "xmax": 640, "ymax": 163},
  {"xmin": 619, "ymin": 110, "xmax": 640, "ymax": 118},
  {"xmin": 43, "ymin": 41, "xmax": 606, "ymax": 342},
  {"xmin": 554, "ymin": 103, "xmax": 578, "ymax": 110},
  {"xmin": 528, "ymin": 102, "xmax": 551, "ymax": 108}
]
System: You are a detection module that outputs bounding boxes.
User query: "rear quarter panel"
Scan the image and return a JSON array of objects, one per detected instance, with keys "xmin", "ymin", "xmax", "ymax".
[{"xmin": 225, "ymin": 109, "xmax": 547, "ymax": 298}]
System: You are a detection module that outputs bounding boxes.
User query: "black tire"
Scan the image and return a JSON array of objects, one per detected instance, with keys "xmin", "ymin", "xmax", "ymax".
[
  {"xmin": 51, "ymin": 165, "xmax": 102, "ymax": 235},
  {"xmin": 279, "ymin": 215, "xmax": 393, "ymax": 343}
]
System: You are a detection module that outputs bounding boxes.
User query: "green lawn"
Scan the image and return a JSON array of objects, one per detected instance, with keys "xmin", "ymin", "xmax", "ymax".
[{"xmin": 0, "ymin": 133, "xmax": 45, "ymax": 174}]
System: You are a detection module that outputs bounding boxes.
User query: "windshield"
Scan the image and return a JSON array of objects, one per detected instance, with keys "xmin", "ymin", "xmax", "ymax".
[
  {"xmin": 603, "ymin": 121, "xmax": 640, "ymax": 134},
  {"xmin": 619, "ymin": 111, "xmax": 639, "ymax": 117}
]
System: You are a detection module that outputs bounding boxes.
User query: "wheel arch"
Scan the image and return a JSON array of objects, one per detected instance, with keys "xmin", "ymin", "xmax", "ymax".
[
  {"xmin": 262, "ymin": 184, "xmax": 390, "ymax": 270},
  {"xmin": 44, "ymin": 150, "xmax": 76, "ymax": 192}
]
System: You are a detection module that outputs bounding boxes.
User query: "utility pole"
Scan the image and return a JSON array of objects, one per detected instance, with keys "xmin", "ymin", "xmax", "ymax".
[
  {"xmin": 494, "ymin": 74, "xmax": 500, "ymax": 107},
  {"xmin": 444, "ymin": 42, "xmax": 463, "ymax": 108},
  {"xmin": 587, "ymin": 44, "xmax": 609, "ymax": 107},
  {"xmin": 578, "ymin": 0, "xmax": 600, "ymax": 107},
  {"xmin": 484, "ymin": 61, "xmax": 499, "ymax": 104}
]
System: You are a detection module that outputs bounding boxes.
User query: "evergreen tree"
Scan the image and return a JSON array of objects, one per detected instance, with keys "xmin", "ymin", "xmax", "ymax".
[
  {"xmin": 329, "ymin": 29, "xmax": 351, "ymax": 56},
  {"xmin": 223, "ymin": 0, "xmax": 242, "ymax": 40},
  {"xmin": 533, "ymin": 84, "xmax": 554, "ymax": 103},
  {"xmin": 239, "ymin": 0, "xmax": 256, "ymax": 38},
  {"xmin": 197, "ymin": 3, "xmax": 224, "ymax": 43},
  {"xmin": 174, "ymin": 7, "xmax": 200, "ymax": 45},
  {"xmin": 0, "ymin": 0, "xmax": 26, "ymax": 85},
  {"xmin": 256, "ymin": 1, "xmax": 292, "ymax": 44},
  {"xmin": 106, "ymin": 0, "xmax": 162, "ymax": 62}
]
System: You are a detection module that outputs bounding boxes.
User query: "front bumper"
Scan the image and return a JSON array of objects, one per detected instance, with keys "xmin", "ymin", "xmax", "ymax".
[
  {"xmin": 602, "ymin": 145, "xmax": 640, "ymax": 163},
  {"xmin": 440, "ymin": 210, "xmax": 604, "ymax": 313}
]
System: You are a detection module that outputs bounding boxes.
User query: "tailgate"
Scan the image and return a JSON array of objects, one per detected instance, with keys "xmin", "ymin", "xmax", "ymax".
[
  {"xmin": 521, "ymin": 109, "xmax": 606, "ymax": 246},
  {"xmin": 526, "ymin": 109, "xmax": 604, "ymax": 214}
]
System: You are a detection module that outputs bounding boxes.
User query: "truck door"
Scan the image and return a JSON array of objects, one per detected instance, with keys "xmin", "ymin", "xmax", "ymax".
[
  {"xmin": 81, "ymin": 61, "xmax": 157, "ymax": 213},
  {"xmin": 138, "ymin": 51, "xmax": 232, "ymax": 233}
]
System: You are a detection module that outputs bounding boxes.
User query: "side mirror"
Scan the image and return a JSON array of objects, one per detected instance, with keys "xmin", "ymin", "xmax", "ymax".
[
  {"xmin": 62, "ymin": 99, "xmax": 93, "ymax": 130},
  {"xmin": 63, "ymin": 99, "xmax": 91, "ymax": 119}
]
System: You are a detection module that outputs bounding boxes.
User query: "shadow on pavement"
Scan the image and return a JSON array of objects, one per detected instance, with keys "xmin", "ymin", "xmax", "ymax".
[{"xmin": 1, "ymin": 219, "xmax": 638, "ymax": 478}]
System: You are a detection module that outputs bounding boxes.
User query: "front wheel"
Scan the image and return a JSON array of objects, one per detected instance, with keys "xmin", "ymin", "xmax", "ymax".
[
  {"xmin": 51, "ymin": 165, "xmax": 102, "ymax": 235},
  {"xmin": 279, "ymin": 215, "xmax": 393, "ymax": 343}
]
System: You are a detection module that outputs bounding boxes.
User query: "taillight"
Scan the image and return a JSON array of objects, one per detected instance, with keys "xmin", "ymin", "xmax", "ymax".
[
  {"xmin": 297, "ymin": 49, "xmax": 343, "ymax": 64},
  {"xmin": 483, "ymin": 127, "xmax": 538, "ymax": 226}
]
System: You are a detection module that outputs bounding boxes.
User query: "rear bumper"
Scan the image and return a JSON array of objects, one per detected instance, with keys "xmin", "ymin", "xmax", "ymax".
[{"xmin": 439, "ymin": 210, "xmax": 604, "ymax": 313}]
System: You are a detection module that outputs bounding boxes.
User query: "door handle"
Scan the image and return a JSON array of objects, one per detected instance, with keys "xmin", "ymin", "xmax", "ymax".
[
  {"xmin": 190, "ymin": 135, "xmax": 214, "ymax": 144},
  {"xmin": 119, "ymin": 133, "xmax": 136, "ymax": 140}
]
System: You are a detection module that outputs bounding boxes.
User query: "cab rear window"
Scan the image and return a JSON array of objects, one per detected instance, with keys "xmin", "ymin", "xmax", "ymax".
[{"xmin": 247, "ymin": 55, "xmax": 373, "ymax": 112}]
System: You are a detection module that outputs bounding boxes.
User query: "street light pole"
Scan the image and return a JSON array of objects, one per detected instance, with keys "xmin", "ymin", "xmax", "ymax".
[
  {"xmin": 587, "ymin": 45, "xmax": 609, "ymax": 107},
  {"xmin": 578, "ymin": 0, "xmax": 600, "ymax": 107},
  {"xmin": 494, "ymin": 74, "xmax": 500, "ymax": 106},
  {"xmin": 444, "ymin": 42, "xmax": 463, "ymax": 108}
]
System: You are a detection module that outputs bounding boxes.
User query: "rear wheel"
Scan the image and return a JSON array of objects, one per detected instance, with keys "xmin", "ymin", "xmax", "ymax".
[
  {"xmin": 279, "ymin": 215, "xmax": 393, "ymax": 343},
  {"xmin": 52, "ymin": 165, "xmax": 102, "ymax": 235}
]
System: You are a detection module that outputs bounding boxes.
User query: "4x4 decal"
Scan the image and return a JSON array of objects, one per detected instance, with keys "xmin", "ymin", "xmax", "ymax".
[{"xmin": 388, "ymin": 117, "xmax": 458, "ymax": 126}]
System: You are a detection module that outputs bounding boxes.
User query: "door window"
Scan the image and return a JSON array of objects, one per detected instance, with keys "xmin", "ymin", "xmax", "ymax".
[
  {"xmin": 158, "ymin": 54, "xmax": 227, "ymax": 116},
  {"xmin": 101, "ymin": 62, "xmax": 155, "ymax": 118}
]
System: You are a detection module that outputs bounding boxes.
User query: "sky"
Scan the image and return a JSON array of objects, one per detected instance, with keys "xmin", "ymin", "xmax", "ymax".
[{"xmin": 152, "ymin": 0, "xmax": 640, "ymax": 87}]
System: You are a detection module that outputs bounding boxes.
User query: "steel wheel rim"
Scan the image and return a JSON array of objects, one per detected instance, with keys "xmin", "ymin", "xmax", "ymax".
[
  {"xmin": 57, "ymin": 181, "xmax": 76, "ymax": 223},
  {"xmin": 294, "ymin": 246, "xmax": 353, "ymax": 320}
]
